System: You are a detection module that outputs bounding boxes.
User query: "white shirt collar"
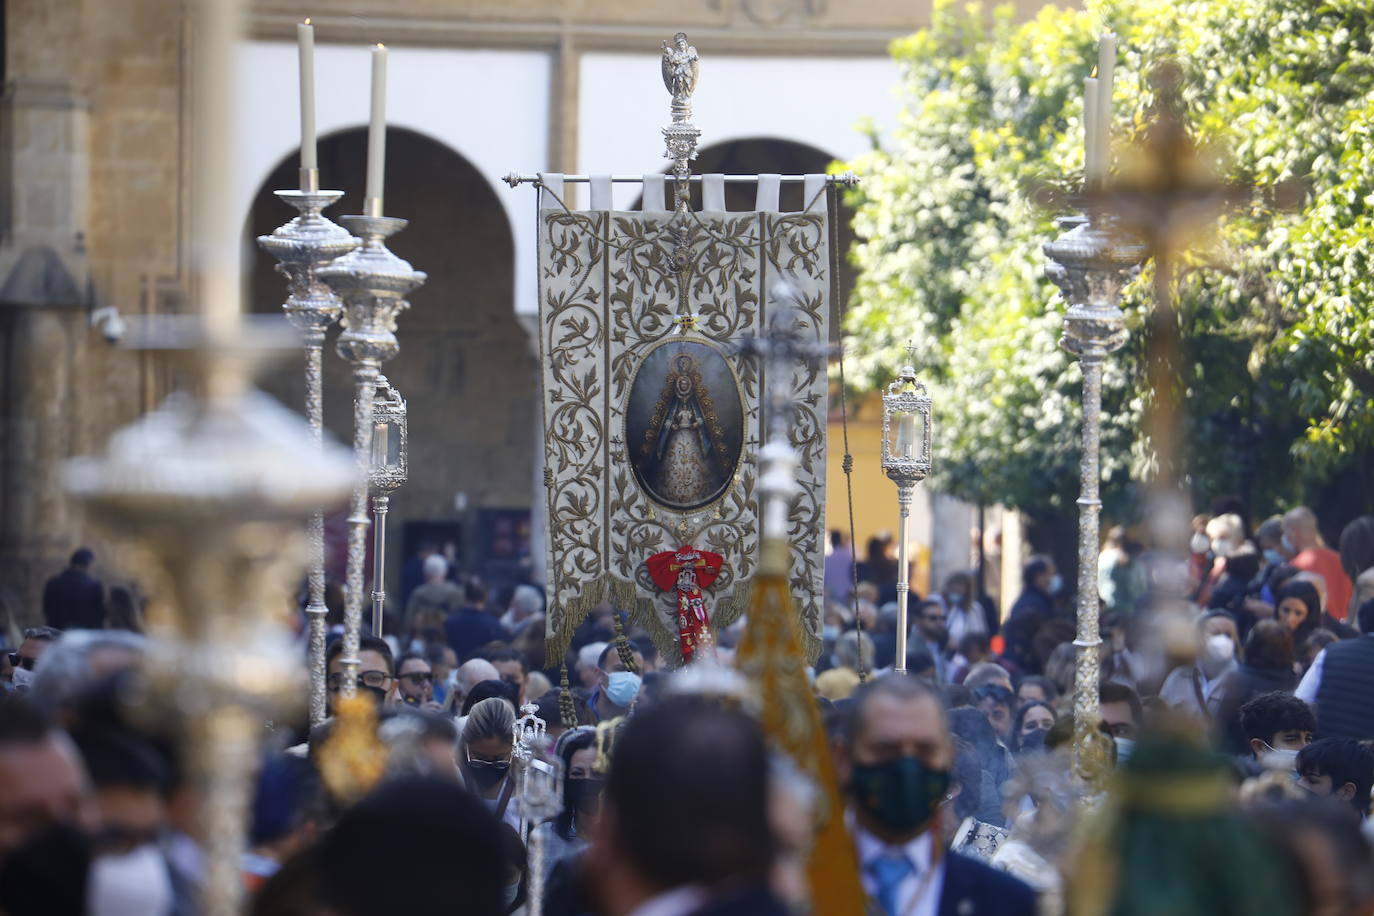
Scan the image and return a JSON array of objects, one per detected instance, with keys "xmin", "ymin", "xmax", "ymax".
[{"xmin": 626, "ymin": 885, "xmax": 709, "ymax": 916}]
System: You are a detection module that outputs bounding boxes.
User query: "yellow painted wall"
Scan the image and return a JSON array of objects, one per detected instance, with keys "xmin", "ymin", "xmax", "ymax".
[{"xmin": 825, "ymin": 392, "xmax": 934, "ymax": 596}]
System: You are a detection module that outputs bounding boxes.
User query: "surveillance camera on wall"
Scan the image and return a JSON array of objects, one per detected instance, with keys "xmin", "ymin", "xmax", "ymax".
[{"xmin": 90, "ymin": 306, "xmax": 126, "ymax": 344}]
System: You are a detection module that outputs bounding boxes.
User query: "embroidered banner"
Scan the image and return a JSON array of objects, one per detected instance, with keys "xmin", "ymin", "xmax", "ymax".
[{"xmin": 536, "ymin": 176, "xmax": 833, "ymax": 666}]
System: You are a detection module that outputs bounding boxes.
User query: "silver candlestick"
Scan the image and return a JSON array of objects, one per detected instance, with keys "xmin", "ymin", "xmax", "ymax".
[
  {"xmin": 1044, "ymin": 212, "xmax": 1144, "ymax": 791},
  {"xmin": 257, "ymin": 168, "xmax": 359, "ymax": 725},
  {"xmin": 319, "ymin": 212, "xmax": 425, "ymax": 698},
  {"xmin": 368, "ymin": 375, "xmax": 408, "ymax": 637}
]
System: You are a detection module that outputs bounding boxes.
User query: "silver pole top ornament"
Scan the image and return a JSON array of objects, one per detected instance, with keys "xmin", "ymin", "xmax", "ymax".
[
  {"xmin": 513, "ymin": 701, "xmax": 548, "ymax": 763},
  {"xmin": 880, "ymin": 342, "xmax": 933, "ymax": 487},
  {"xmin": 661, "ymin": 32, "xmax": 701, "ymax": 210},
  {"xmin": 369, "ymin": 375, "xmax": 408, "ymax": 493},
  {"xmin": 662, "ymin": 32, "xmax": 702, "ymax": 275}
]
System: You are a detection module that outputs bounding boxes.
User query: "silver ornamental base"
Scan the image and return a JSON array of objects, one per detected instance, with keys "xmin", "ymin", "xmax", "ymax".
[{"xmin": 257, "ymin": 176, "xmax": 359, "ymax": 725}]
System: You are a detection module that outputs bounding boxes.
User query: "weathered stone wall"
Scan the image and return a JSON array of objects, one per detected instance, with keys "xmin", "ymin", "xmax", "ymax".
[{"xmin": 0, "ymin": 0, "xmax": 181, "ymax": 632}]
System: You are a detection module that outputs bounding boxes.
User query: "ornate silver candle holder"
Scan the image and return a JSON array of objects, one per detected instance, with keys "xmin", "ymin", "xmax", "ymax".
[
  {"xmin": 257, "ymin": 176, "xmax": 359, "ymax": 725},
  {"xmin": 1044, "ymin": 211, "xmax": 1144, "ymax": 791},
  {"xmin": 319, "ymin": 213, "xmax": 426, "ymax": 698},
  {"xmin": 63, "ymin": 343, "xmax": 355, "ymax": 916}
]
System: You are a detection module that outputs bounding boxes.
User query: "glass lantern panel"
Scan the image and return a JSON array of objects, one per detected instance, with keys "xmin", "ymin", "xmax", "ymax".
[
  {"xmin": 370, "ymin": 420, "xmax": 392, "ymax": 471},
  {"xmin": 384, "ymin": 427, "xmax": 402, "ymax": 468},
  {"xmin": 889, "ymin": 409, "xmax": 926, "ymax": 461}
]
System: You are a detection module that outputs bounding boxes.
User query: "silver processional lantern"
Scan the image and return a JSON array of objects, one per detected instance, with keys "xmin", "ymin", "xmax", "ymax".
[
  {"xmin": 880, "ymin": 347, "xmax": 932, "ymax": 675},
  {"xmin": 368, "ymin": 376, "xmax": 407, "ymax": 637}
]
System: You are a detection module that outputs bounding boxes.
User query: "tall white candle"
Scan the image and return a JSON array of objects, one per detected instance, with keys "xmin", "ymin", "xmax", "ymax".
[
  {"xmin": 1084, "ymin": 75, "xmax": 1101, "ymax": 182},
  {"xmin": 297, "ymin": 20, "xmax": 317, "ymax": 174},
  {"xmin": 896, "ymin": 413, "xmax": 914, "ymax": 459},
  {"xmin": 190, "ymin": 0, "xmax": 243, "ymax": 337},
  {"xmin": 365, "ymin": 43, "xmax": 388, "ymax": 210},
  {"xmin": 1096, "ymin": 33, "xmax": 1117, "ymax": 179}
]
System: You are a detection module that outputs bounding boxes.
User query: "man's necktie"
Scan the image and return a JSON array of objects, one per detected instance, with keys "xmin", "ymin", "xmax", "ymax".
[{"xmin": 870, "ymin": 852, "xmax": 915, "ymax": 915}]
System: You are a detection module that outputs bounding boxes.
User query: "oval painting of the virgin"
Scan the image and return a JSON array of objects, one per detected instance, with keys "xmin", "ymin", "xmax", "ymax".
[{"xmin": 625, "ymin": 341, "xmax": 745, "ymax": 512}]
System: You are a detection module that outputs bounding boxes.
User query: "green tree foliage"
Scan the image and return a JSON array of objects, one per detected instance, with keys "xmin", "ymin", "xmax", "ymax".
[{"xmin": 844, "ymin": 0, "xmax": 1374, "ymax": 521}]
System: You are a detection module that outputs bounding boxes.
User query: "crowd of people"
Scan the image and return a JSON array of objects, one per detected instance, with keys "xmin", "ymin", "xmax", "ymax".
[{"xmin": 2, "ymin": 504, "xmax": 1374, "ymax": 915}]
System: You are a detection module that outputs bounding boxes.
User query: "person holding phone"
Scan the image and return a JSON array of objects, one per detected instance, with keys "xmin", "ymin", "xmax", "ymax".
[{"xmin": 394, "ymin": 652, "xmax": 443, "ymax": 712}]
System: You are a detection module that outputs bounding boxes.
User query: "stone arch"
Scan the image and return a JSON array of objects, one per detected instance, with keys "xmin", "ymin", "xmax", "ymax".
[{"xmin": 245, "ymin": 126, "xmax": 535, "ymax": 596}]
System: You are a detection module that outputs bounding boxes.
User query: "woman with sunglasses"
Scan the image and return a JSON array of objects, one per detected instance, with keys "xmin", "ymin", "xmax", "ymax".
[{"xmin": 461, "ymin": 697, "xmax": 520, "ymax": 832}]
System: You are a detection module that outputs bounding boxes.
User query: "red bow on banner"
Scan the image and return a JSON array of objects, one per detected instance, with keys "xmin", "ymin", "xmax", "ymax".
[{"xmin": 645, "ymin": 545, "xmax": 724, "ymax": 665}]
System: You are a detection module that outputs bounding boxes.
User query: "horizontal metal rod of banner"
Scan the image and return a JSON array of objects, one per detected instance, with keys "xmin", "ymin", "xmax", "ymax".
[{"xmin": 502, "ymin": 171, "xmax": 860, "ymax": 188}]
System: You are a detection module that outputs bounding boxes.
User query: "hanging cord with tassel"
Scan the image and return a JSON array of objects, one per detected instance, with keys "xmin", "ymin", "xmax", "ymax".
[
  {"xmin": 829, "ymin": 183, "xmax": 867, "ymax": 682},
  {"xmin": 559, "ymin": 666, "xmax": 577, "ymax": 729},
  {"xmin": 612, "ymin": 609, "xmax": 640, "ymax": 675}
]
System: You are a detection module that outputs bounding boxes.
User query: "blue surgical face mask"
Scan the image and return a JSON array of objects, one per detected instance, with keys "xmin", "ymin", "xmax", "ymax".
[
  {"xmin": 1263, "ymin": 548, "xmax": 1284, "ymax": 567},
  {"xmin": 1113, "ymin": 736, "xmax": 1136, "ymax": 764},
  {"xmin": 503, "ymin": 881, "xmax": 521, "ymax": 908},
  {"xmin": 605, "ymin": 671, "xmax": 641, "ymax": 708},
  {"xmin": 1048, "ymin": 574, "xmax": 1064, "ymax": 595},
  {"xmin": 822, "ymin": 624, "xmax": 840, "ymax": 642},
  {"xmin": 1281, "ymin": 534, "xmax": 1295, "ymax": 555}
]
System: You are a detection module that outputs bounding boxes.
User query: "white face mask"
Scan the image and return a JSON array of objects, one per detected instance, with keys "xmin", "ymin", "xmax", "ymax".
[
  {"xmin": 1260, "ymin": 744, "xmax": 1300, "ymax": 771},
  {"xmin": 11, "ymin": 666, "xmax": 34, "ymax": 691},
  {"xmin": 87, "ymin": 844, "xmax": 173, "ymax": 916},
  {"xmin": 1204, "ymin": 633, "xmax": 1235, "ymax": 664},
  {"xmin": 1190, "ymin": 532, "xmax": 1212, "ymax": 554}
]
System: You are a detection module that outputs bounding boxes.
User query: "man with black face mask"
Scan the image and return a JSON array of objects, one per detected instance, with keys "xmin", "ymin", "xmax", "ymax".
[
  {"xmin": 326, "ymin": 635, "xmax": 395, "ymax": 717},
  {"xmin": 838, "ymin": 675, "xmax": 1036, "ymax": 916},
  {"xmin": 0, "ymin": 695, "xmax": 97, "ymax": 916}
]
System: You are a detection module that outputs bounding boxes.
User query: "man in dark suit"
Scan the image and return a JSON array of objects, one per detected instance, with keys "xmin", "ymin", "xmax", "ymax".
[
  {"xmin": 1002, "ymin": 556, "xmax": 1058, "ymax": 675},
  {"xmin": 584, "ymin": 695, "xmax": 788, "ymax": 916},
  {"xmin": 838, "ymin": 674, "xmax": 1037, "ymax": 916},
  {"xmin": 42, "ymin": 548, "xmax": 105, "ymax": 630},
  {"xmin": 442, "ymin": 581, "xmax": 507, "ymax": 662}
]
